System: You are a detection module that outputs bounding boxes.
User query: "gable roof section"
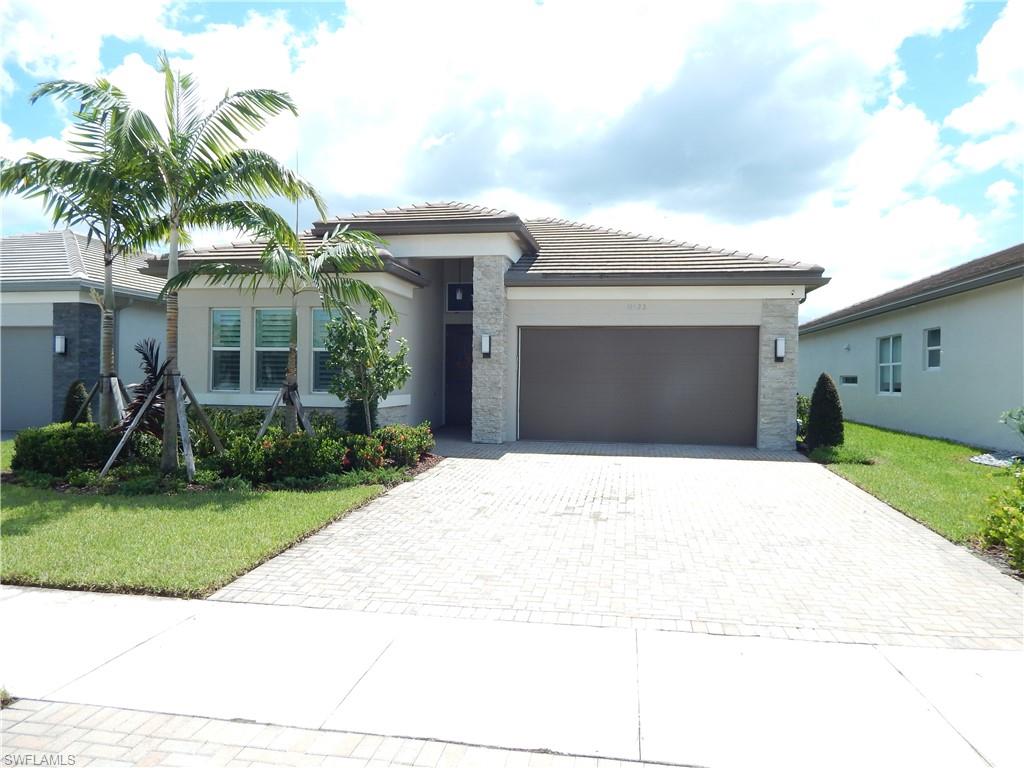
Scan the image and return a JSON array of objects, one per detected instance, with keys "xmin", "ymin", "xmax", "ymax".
[
  {"xmin": 509, "ymin": 218, "xmax": 828, "ymax": 288},
  {"xmin": 800, "ymin": 243, "xmax": 1024, "ymax": 335},
  {"xmin": 313, "ymin": 201, "xmax": 541, "ymax": 252},
  {"xmin": 140, "ymin": 232, "xmax": 429, "ymax": 287},
  {"xmin": 0, "ymin": 230, "xmax": 165, "ymax": 299}
]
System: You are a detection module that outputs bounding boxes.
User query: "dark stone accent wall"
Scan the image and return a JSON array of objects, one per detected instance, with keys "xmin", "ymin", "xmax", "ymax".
[{"xmin": 52, "ymin": 303, "xmax": 101, "ymax": 421}]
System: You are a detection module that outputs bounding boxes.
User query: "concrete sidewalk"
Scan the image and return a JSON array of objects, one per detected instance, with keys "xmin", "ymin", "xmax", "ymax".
[{"xmin": 2, "ymin": 585, "xmax": 1021, "ymax": 767}]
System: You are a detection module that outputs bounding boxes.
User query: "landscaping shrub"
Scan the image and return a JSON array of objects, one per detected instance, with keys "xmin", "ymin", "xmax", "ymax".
[
  {"xmin": 310, "ymin": 411, "xmax": 347, "ymax": 441},
  {"xmin": 344, "ymin": 433, "xmax": 386, "ymax": 470},
  {"xmin": 375, "ymin": 422, "xmax": 435, "ymax": 467},
  {"xmin": 12, "ymin": 422, "xmax": 118, "ymax": 477},
  {"xmin": 983, "ymin": 464, "xmax": 1024, "ymax": 571},
  {"xmin": 62, "ymin": 380, "xmax": 92, "ymax": 423},
  {"xmin": 805, "ymin": 373, "xmax": 844, "ymax": 450},
  {"xmin": 796, "ymin": 393, "xmax": 810, "ymax": 438}
]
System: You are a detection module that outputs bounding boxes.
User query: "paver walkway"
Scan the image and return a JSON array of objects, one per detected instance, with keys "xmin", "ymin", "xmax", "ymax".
[{"xmin": 214, "ymin": 438, "xmax": 1023, "ymax": 649}]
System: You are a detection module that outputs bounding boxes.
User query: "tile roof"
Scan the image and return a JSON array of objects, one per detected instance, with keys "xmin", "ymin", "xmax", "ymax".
[
  {"xmin": 137, "ymin": 202, "xmax": 830, "ymax": 289},
  {"xmin": 800, "ymin": 242, "xmax": 1024, "ymax": 334},
  {"xmin": 0, "ymin": 230, "xmax": 164, "ymax": 298},
  {"xmin": 508, "ymin": 217, "xmax": 827, "ymax": 287},
  {"xmin": 141, "ymin": 232, "xmax": 428, "ymax": 287}
]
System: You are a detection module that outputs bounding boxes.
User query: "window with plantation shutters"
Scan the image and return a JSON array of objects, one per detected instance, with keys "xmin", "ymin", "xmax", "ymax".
[
  {"xmin": 210, "ymin": 309, "xmax": 240, "ymax": 391},
  {"xmin": 254, "ymin": 309, "xmax": 291, "ymax": 390},
  {"xmin": 312, "ymin": 308, "xmax": 340, "ymax": 392}
]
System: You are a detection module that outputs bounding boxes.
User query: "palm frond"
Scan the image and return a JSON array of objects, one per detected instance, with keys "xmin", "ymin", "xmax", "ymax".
[
  {"xmin": 161, "ymin": 261, "xmax": 268, "ymax": 298},
  {"xmin": 187, "ymin": 89, "xmax": 298, "ymax": 164}
]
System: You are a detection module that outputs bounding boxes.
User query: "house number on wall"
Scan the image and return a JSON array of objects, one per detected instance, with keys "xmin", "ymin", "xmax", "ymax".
[{"xmin": 626, "ymin": 303, "xmax": 648, "ymax": 311}]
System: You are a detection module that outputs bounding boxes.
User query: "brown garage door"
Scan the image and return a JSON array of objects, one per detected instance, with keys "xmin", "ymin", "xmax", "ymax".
[{"xmin": 518, "ymin": 326, "xmax": 758, "ymax": 445}]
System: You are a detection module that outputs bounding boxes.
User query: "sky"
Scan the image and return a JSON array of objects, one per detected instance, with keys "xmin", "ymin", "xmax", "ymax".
[{"xmin": 0, "ymin": 0, "xmax": 1021, "ymax": 321}]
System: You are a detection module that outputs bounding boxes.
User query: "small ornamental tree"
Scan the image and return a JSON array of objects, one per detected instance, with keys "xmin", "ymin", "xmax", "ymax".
[
  {"xmin": 805, "ymin": 372, "xmax": 844, "ymax": 450},
  {"xmin": 326, "ymin": 308, "xmax": 411, "ymax": 435}
]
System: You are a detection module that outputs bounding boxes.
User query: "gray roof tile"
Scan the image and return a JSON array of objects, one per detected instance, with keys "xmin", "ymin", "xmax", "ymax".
[
  {"xmin": 0, "ymin": 230, "xmax": 164, "ymax": 297},
  {"xmin": 800, "ymin": 242, "xmax": 1024, "ymax": 333}
]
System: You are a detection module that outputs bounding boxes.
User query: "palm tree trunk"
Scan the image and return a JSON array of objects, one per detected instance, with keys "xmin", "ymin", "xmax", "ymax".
[
  {"xmin": 285, "ymin": 302, "xmax": 298, "ymax": 434},
  {"xmin": 99, "ymin": 252, "xmax": 116, "ymax": 428},
  {"xmin": 160, "ymin": 223, "xmax": 180, "ymax": 473},
  {"xmin": 361, "ymin": 370, "xmax": 373, "ymax": 436}
]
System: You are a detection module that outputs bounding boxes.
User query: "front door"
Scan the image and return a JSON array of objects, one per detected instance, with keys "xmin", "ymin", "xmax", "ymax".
[{"xmin": 444, "ymin": 324, "xmax": 473, "ymax": 427}]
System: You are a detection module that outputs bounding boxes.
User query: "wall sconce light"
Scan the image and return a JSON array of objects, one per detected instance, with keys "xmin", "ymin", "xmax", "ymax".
[
  {"xmin": 774, "ymin": 337, "xmax": 786, "ymax": 362},
  {"xmin": 54, "ymin": 335, "xmax": 67, "ymax": 355},
  {"xmin": 481, "ymin": 333, "xmax": 491, "ymax": 358},
  {"xmin": 455, "ymin": 287, "xmax": 463, "ymax": 302}
]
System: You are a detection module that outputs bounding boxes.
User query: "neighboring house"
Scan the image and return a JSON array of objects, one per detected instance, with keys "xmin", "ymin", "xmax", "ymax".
[
  {"xmin": 799, "ymin": 243, "xmax": 1024, "ymax": 452},
  {"xmin": 143, "ymin": 202, "xmax": 829, "ymax": 448},
  {"xmin": 0, "ymin": 230, "xmax": 165, "ymax": 431}
]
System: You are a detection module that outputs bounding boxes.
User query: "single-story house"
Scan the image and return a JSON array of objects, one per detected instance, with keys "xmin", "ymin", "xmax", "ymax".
[
  {"xmin": 143, "ymin": 202, "xmax": 829, "ymax": 448},
  {"xmin": 799, "ymin": 243, "xmax": 1024, "ymax": 452},
  {"xmin": 0, "ymin": 230, "xmax": 166, "ymax": 431}
]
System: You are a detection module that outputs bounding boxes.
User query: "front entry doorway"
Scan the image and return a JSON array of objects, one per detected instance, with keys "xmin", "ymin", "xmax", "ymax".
[{"xmin": 444, "ymin": 324, "xmax": 473, "ymax": 427}]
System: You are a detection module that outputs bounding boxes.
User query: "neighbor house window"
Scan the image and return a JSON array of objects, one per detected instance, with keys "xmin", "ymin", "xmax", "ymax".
[
  {"xmin": 925, "ymin": 328, "xmax": 941, "ymax": 369},
  {"xmin": 840, "ymin": 375, "xmax": 858, "ymax": 385},
  {"xmin": 312, "ymin": 308, "xmax": 339, "ymax": 392},
  {"xmin": 254, "ymin": 309, "xmax": 291, "ymax": 391},
  {"xmin": 210, "ymin": 309, "xmax": 240, "ymax": 391},
  {"xmin": 878, "ymin": 335, "xmax": 902, "ymax": 394}
]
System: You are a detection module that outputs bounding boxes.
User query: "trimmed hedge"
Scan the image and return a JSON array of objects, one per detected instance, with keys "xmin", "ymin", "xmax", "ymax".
[
  {"xmin": 374, "ymin": 422, "xmax": 434, "ymax": 467},
  {"xmin": 805, "ymin": 373, "xmax": 844, "ymax": 450},
  {"xmin": 11, "ymin": 422, "xmax": 119, "ymax": 477}
]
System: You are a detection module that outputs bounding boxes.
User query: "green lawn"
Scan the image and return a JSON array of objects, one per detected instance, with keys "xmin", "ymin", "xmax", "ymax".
[
  {"xmin": 819, "ymin": 422, "xmax": 1012, "ymax": 543},
  {"xmin": 1, "ymin": 438, "xmax": 12, "ymax": 472},
  {"xmin": 1, "ymin": 475, "xmax": 381, "ymax": 597}
]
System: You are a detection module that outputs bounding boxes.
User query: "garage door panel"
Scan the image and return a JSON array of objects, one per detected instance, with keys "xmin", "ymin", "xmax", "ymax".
[
  {"xmin": 518, "ymin": 327, "xmax": 758, "ymax": 445},
  {"xmin": 2, "ymin": 326, "xmax": 54, "ymax": 431}
]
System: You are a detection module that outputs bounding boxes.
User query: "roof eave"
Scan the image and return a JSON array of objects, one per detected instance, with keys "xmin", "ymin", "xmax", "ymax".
[
  {"xmin": 0, "ymin": 278, "xmax": 163, "ymax": 301},
  {"xmin": 504, "ymin": 272, "xmax": 830, "ymax": 289},
  {"xmin": 314, "ymin": 217, "xmax": 540, "ymax": 254},
  {"xmin": 141, "ymin": 252, "xmax": 430, "ymax": 288},
  {"xmin": 800, "ymin": 265, "xmax": 1024, "ymax": 335}
]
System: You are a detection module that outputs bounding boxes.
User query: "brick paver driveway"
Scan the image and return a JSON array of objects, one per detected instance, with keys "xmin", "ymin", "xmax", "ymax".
[{"xmin": 214, "ymin": 436, "xmax": 1022, "ymax": 649}]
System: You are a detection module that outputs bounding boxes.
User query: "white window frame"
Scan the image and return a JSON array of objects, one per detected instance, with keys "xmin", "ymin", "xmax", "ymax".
[
  {"xmin": 924, "ymin": 327, "xmax": 941, "ymax": 370},
  {"xmin": 209, "ymin": 308, "xmax": 241, "ymax": 392},
  {"xmin": 253, "ymin": 308, "xmax": 291, "ymax": 392},
  {"xmin": 839, "ymin": 375, "xmax": 858, "ymax": 386},
  {"xmin": 310, "ymin": 308, "xmax": 339, "ymax": 392},
  {"xmin": 878, "ymin": 334, "xmax": 902, "ymax": 395}
]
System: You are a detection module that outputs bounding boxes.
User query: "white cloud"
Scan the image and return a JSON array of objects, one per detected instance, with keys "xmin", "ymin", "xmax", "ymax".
[
  {"xmin": 1, "ymin": 0, "xmax": 1011, "ymax": 319},
  {"xmin": 985, "ymin": 178, "xmax": 1019, "ymax": 219},
  {"xmin": 945, "ymin": 1, "xmax": 1023, "ymax": 173}
]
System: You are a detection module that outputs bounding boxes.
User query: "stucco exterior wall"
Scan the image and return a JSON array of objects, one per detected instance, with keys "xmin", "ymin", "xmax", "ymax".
[
  {"xmin": 115, "ymin": 302, "xmax": 166, "ymax": 384},
  {"xmin": 798, "ymin": 278, "xmax": 1024, "ymax": 451},
  {"xmin": 402, "ymin": 259, "xmax": 444, "ymax": 425},
  {"xmin": 175, "ymin": 273, "xmax": 419, "ymax": 417}
]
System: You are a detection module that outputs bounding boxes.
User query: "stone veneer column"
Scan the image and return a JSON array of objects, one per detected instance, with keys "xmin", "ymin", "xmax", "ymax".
[
  {"xmin": 471, "ymin": 255, "xmax": 509, "ymax": 443},
  {"xmin": 51, "ymin": 302, "xmax": 101, "ymax": 421},
  {"xmin": 757, "ymin": 298, "xmax": 800, "ymax": 450}
]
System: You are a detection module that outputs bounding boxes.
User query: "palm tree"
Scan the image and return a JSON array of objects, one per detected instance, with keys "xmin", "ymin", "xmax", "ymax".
[
  {"xmin": 162, "ymin": 224, "xmax": 395, "ymax": 433},
  {"xmin": 48, "ymin": 54, "xmax": 323, "ymax": 471},
  {"xmin": 0, "ymin": 80, "xmax": 160, "ymax": 428}
]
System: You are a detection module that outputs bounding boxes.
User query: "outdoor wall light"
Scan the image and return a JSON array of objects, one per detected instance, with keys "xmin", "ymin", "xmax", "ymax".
[
  {"xmin": 481, "ymin": 333, "xmax": 491, "ymax": 358},
  {"xmin": 774, "ymin": 337, "xmax": 786, "ymax": 362},
  {"xmin": 455, "ymin": 287, "xmax": 463, "ymax": 301},
  {"xmin": 54, "ymin": 335, "xmax": 67, "ymax": 355}
]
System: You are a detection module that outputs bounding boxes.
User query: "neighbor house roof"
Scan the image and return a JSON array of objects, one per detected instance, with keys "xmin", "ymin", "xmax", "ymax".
[
  {"xmin": 800, "ymin": 243, "xmax": 1024, "ymax": 335},
  {"xmin": 140, "ymin": 232, "xmax": 429, "ymax": 287},
  {"xmin": 315, "ymin": 201, "xmax": 541, "ymax": 252},
  {"xmin": 0, "ymin": 230, "xmax": 165, "ymax": 299}
]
